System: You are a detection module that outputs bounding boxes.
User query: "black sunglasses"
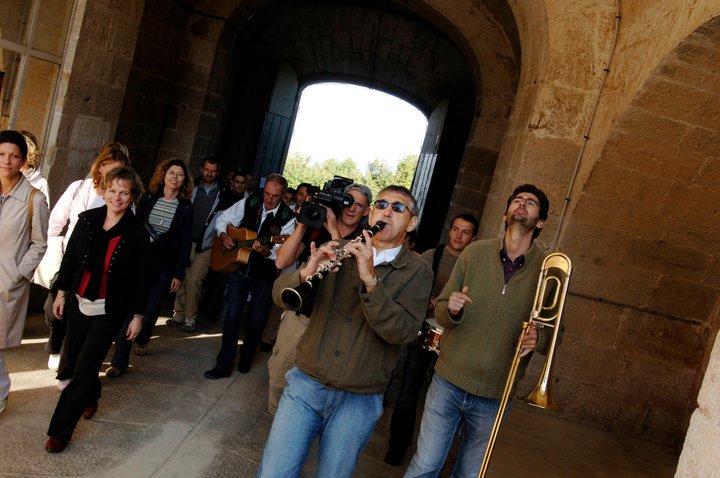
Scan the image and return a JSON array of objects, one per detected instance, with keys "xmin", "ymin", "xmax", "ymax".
[{"xmin": 374, "ymin": 199, "xmax": 412, "ymax": 214}]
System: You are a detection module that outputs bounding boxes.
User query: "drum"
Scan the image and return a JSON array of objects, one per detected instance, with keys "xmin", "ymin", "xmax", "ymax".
[{"xmin": 417, "ymin": 318, "xmax": 444, "ymax": 354}]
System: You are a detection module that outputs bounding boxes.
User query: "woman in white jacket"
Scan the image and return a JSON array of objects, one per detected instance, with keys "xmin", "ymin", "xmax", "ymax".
[
  {"xmin": 0, "ymin": 130, "xmax": 49, "ymax": 416},
  {"xmin": 44, "ymin": 142, "xmax": 130, "ymax": 388}
]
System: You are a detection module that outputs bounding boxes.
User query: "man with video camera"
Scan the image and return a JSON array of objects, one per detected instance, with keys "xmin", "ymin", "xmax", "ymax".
[{"xmin": 266, "ymin": 179, "xmax": 372, "ymax": 413}]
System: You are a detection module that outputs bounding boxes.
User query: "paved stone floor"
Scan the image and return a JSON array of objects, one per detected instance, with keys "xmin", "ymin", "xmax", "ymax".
[{"xmin": 0, "ymin": 311, "xmax": 679, "ymax": 477}]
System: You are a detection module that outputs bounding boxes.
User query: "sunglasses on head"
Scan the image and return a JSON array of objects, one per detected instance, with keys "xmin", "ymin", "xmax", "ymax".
[{"xmin": 374, "ymin": 199, "xmax": 411, "ymax": 214}]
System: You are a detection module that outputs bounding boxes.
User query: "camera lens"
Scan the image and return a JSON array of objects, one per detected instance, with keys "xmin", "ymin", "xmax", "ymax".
[{"xmin": 307, "ymin": 208, "xmax": 322, "ymax": 221}]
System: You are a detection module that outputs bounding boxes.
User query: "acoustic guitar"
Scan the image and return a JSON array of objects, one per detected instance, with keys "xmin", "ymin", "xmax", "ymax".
[{"xmin": 210, "ymin": 226, "xmax": 287, "ymax": 273}]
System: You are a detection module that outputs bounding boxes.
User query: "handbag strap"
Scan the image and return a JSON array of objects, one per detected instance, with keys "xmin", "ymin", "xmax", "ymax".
[{"xmin": 28, "ymin": 188, "xmax": 38, "ymax": 233}]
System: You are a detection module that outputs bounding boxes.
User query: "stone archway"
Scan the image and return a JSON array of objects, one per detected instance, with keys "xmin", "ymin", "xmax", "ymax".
[
  {"xmin": 557, "ymin": 16, "xmax": 720, "ymax": 448},
  {"xmin": 192, "ymin": 0, "xmax": 520, "ymax": 247}
]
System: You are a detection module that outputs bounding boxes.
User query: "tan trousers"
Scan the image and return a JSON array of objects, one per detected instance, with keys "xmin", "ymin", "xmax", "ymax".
[
  {"xmin": 266, "ymin": 310, "xmax": 310, "ymax": 414},
  {"xmin": 173, "ymin": 245, "xmax": 211, "ymax": 321},
  {"xmin": 261, "ymin": 305, "xmax": 283, "ymax": 344}
]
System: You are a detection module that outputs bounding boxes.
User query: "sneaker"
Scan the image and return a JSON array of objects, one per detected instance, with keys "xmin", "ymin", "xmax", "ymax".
[
  {"xmin": 47, "ymin": 353, "xmax": 61, "ymax": 370},
  {"xmin": 56, "ymin": 379, "xmax": 70, "ymax": 391},
  {"xmin": 134, "ymin": 343, "xmax": 148, "ymax": 356},
  {"xmin": 165, "ymin": 317, "xmax": 184, "ymax": 327},
  {"xmin": 204, "ymin": 367, "xmax": 231, "ymax": 379},
  {"xmin": 0, "ymin": 396, "xmax": 7, "ymax": 415},
  {"xmin": 182, "ymin": 318, "xmax": 196, "ymax": 332},
  {"xmin": 104, "ymin": 366, "xmax": 123, "ymax": 378}
]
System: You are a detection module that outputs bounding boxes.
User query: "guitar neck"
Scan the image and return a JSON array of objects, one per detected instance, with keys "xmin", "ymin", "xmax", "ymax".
[{"xmin": 234, "ymin": 236, "xmax": 280, "ymax": 249}]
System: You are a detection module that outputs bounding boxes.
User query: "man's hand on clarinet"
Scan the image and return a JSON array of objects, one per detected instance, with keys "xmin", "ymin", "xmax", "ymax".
[
  {"xmin": 344, "ymin": 229, "xmax": 376, "ymax": 289},
  {"xmin": 299, "ymin": 240, "xmax": 339, "ymax": 280}
]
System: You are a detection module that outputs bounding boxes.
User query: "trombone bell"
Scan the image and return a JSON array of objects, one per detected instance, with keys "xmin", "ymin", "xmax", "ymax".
[{"xmin": 519, "ymin": 252, "xmax": 572, "ymax": 411}]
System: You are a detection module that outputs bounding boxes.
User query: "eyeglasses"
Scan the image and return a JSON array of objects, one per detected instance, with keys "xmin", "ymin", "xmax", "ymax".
[
  {"xmin": 167, "ymin": 171, "xmax": 185, "ymax": 178},
  {"xmin": 374, "ymin": 199, "xmax": 413, "ymax": 214}
]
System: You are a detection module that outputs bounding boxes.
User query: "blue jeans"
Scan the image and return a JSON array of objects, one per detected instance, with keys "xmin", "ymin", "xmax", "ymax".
[
  {"xmin": 257, "ymin": 367, "xmax": 384, "ymax": 478},
  {"xmin": 404, "ymin": 375, "xmax": 509, "ymax": 478},
  {"xmin": 215, "ymin": 269, "xmax": 274, "ymax": 372}
]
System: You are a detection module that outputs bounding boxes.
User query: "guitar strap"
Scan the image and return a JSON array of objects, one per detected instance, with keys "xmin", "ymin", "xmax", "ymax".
[{"xmin": 241, "ymin": 195, "xmax": 296, "ymax": 281}]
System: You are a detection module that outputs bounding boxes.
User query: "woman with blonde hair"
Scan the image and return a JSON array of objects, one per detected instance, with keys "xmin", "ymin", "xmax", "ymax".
[
  {"xmin": 106, "ymin": 158, "xmax": 194, "ymax": 377},
  {"xmin": 20, "ymin": 130, "xmax": 50, "ymax": 202},
  {"xmin": 46, "ymin": 167, "xmax": 148, "ymax": 453},
  {"xmin": 44, "ymin": 142, "xmax": 131, "ymax": 388}
]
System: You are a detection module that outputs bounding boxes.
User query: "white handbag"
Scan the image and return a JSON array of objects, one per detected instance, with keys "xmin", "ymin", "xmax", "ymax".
[{"xmin": 33, "ymin": 235, "xmax": 64, "ymax": 289}]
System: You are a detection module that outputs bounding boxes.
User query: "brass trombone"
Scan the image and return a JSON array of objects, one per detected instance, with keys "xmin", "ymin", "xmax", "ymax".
[{"xmin": 478, "ymin": 252, "xmax": 572, "ymax": 478}]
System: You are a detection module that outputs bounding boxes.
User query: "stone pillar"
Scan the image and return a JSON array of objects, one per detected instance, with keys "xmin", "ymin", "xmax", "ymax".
[
  {"xmin": 675, "ymin": 327, "xmax": 720, "ymax": 477},
  {"xmin": 45, "ymin": 0, "xmax": 145, "ymax": 200}
]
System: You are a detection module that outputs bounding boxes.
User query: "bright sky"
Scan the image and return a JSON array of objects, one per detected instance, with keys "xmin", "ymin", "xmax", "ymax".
[{"xmin": 287, "ymin": 83, "xmax": 428, "ymax": 173}]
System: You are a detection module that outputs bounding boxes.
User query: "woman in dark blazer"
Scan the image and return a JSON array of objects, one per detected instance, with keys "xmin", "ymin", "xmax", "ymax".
[
  {"xmin": 105, "ymin": 157, "xmax": 193, "ymax": 377},
  {"xmin": 46, "ymin": 167, "xmax": 148, "ymax": 453}
]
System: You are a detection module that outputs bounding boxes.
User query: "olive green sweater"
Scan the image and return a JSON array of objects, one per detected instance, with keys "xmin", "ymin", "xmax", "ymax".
[{"xmin": 434, "ymin": 237, "xmax": 553, "ymax": 399}]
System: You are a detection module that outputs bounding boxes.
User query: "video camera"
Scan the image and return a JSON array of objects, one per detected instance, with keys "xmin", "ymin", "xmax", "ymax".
[{"xmin": 297, "ymin": 176, "xmax": 355, "ymax": 229}]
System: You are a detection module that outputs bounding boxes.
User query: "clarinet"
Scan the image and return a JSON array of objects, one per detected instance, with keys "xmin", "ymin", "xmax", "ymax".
[{"xmin": 281, "ymin": 221, "xmax": 386, "ymax": 312}]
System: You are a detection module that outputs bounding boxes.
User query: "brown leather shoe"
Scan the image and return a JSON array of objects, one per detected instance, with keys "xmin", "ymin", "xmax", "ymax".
[
  {"xmin": 83, "ymin": 401, "xmax": 98, "ymax": 420},
  {"xmin": 45, "ymin": 437, "xmax": 67, "ymax": 453}
]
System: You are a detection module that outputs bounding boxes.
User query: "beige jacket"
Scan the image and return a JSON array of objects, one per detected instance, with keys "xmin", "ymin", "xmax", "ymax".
[{"xmin": 0, "ymin": 176, "xmax": 49, "ymax": 349}]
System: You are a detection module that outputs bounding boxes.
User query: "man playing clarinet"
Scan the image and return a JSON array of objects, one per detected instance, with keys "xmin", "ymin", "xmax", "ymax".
[{"xmin": 258, "ymin": 185, "xmax": 433, "ymax": 478}]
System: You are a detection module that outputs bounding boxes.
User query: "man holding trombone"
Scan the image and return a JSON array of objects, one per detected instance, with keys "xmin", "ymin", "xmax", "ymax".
[{"xmin": 405, "ymin": 184, "xmax": 557, "ymax": 477}]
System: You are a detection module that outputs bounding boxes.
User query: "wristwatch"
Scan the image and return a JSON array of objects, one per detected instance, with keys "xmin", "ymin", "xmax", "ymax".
[{"xmin": 364, "ymin": 276, "xmax": 379, "ymax": 287}]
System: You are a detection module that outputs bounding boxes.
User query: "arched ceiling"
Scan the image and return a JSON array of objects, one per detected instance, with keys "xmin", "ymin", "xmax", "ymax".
[
  {"xmin": 569, "ymin": 17, "xmax": 720, "ymax": 319},
  {"xmin": 225, "ymin": 0, "xmax": 478, "ymax": 114},
  {"xmin": 558, "ymin": 17, "xmax": 720, "ymax": 444}
]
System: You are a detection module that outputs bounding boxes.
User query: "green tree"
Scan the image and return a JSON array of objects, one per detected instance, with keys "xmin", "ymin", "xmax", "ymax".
[
  {"xmin": 393, "ymin": 154, "xmax": 418, "ymax": 189},
  {"xmin": 284, "ymin": 152, "xmax": 419, "ymax": 200},
  {"xmin": 283, "ymin": 151, "xmax": 314, "ymax": 188},
  {"xmin": 335, "ymin": 157, "xmax": 363, "ymax": 181},
  {"xmin": 363, "ymin": 158, "xmax": 394, "ymax": 197}
]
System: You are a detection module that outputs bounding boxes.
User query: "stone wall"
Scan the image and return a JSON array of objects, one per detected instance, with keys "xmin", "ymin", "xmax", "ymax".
[
  {"xmin": 113, "ymin": 1, "xmax": 229, "ymax": 178},
  {"xmin": 464, "ymin": 0, "xmax": 720, "ymax": 449},
  {"xmin": 46, "ymin": 0, "xmax": 144, "ymax": 201}
]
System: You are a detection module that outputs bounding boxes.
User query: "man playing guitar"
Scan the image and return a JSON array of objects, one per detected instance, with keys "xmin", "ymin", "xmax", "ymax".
[{"xmin": 203, "ymin": 173, "xmax": 295, "ymax": 378}]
